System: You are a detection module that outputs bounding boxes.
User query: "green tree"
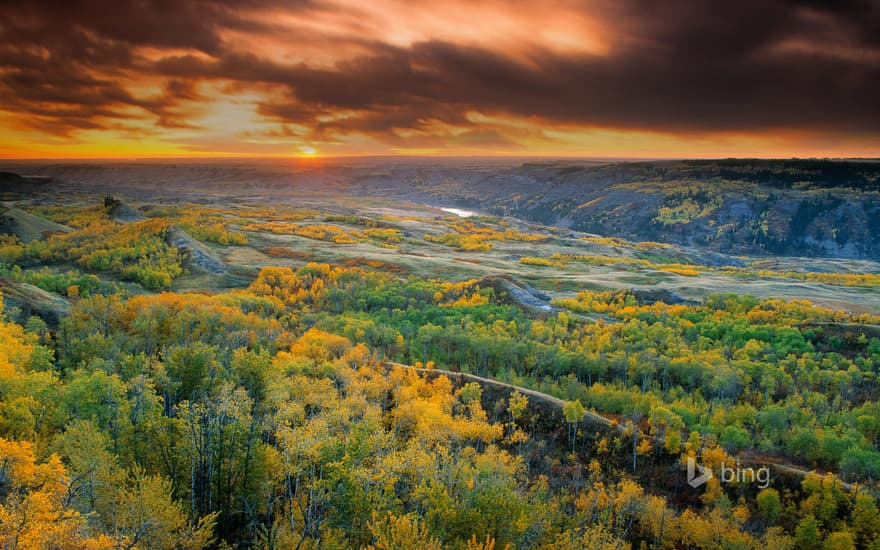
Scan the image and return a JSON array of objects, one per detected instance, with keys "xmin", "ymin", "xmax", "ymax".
[
  {"xmin": 851, "ymin": 493, "xmax": 880, "ymax": 548},
  {"xmin": 795, "ymin": 515, "xmax": 822, "ymax": 550},
  {"xmin": 562, "ymin": 399, "xmax": 586, "ymax": 450},
  {"xmin": 823, "ymin": 531, "xmax": 855, "ymax": 550},
  {"xmin": 756, "ymin": 488, "xmax": 783, "ymax": 525}
]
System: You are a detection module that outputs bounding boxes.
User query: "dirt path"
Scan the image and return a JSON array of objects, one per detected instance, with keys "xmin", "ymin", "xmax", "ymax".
[{"xmin": 386, "ymin": 361, "xmax": 863, "ymax": 492}]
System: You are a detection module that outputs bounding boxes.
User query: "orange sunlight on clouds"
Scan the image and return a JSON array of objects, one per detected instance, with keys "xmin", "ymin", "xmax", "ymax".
[{"xmin": 0, "ymin": 0, "xmax": 877, "ymax": 158}]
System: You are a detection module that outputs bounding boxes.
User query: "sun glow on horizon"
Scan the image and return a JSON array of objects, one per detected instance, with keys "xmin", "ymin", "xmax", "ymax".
[{"xmin": 0, "ymin": 1, "xmax": 877, "ymax": 159}]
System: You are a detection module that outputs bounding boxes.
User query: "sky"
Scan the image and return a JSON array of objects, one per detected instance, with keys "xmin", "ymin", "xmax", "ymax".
[{"xmin": 0, "ymin": 0, "xmax": 879, "ymax": 159}]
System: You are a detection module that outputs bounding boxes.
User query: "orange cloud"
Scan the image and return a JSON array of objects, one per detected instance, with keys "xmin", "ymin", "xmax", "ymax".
[{"xmin": 0, "ymin": 0, "xmax": 878, "ymax": 159}]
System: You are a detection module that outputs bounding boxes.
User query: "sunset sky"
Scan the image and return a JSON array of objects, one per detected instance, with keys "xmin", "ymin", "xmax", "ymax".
[{"xmin": 1, "ymin": 0, "xmax": 879, "ymax": 159}]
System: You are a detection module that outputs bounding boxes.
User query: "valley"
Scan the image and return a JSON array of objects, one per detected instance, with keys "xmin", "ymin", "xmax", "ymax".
[{"xmin": 1, "ymin": 158, "xmax": 880, "ymax": 549}]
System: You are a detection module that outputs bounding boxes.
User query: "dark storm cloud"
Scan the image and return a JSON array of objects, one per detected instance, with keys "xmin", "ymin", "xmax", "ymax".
[
  {"xmin": 0, "ymin": 0, "xmax": 878, "ymax": 143},
  {"xmin": 0, "ymin": 0, "xmax": 304, "ymax": 52},
  {"xmin": 0, "ymin": 0, "xmax": 314, "ymax": 135}
]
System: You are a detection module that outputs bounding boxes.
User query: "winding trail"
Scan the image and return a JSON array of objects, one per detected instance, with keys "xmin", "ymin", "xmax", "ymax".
[
  {"xmin": 386, "ymin": 361, "xmax": 863, "ymax": 493},
  {"xmin": 387, "ymin": 362, "xmax": 615, "ymax": 429}
]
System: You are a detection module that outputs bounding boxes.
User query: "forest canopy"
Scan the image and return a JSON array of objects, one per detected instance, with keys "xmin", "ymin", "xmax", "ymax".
[{"xmin": 1, "ymin": 187, "xmax": 880, "ymax": 549}]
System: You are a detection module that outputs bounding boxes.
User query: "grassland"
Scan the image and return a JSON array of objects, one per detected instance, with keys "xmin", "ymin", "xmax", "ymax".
[{"xmin": 6, "ymin": 189, "xmax": 879, "ymax": 313}]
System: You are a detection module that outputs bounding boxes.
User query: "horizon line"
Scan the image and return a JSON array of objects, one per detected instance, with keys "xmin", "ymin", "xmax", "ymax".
[{"xmin": 2, "ymin": 154, "xmax": 879, "ymax": 163}]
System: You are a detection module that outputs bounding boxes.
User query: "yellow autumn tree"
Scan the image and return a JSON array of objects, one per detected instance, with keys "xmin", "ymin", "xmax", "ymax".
[{"xmin": 0, "ymin": 438, "xmax": 116, "ymax": 549}]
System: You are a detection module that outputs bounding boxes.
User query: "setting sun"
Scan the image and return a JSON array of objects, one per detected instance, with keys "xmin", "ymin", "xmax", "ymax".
[{"xmin": 0, "ymin": 1, "xmax": 877, "ymax": 159}]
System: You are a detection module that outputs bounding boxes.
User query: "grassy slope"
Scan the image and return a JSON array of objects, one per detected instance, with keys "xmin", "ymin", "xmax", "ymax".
[{"xmin": 1, "ymin": 202, "xmax": 72, "ymax": 242}]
